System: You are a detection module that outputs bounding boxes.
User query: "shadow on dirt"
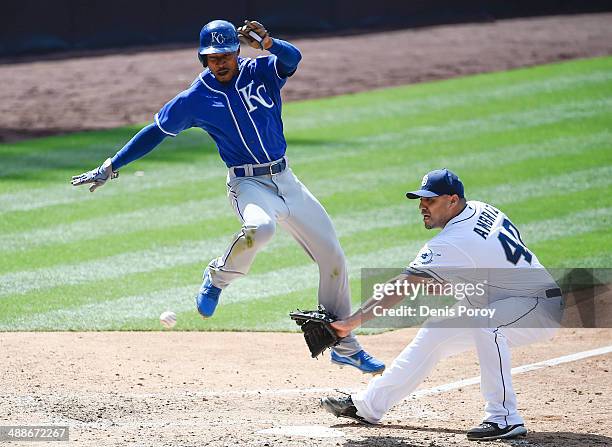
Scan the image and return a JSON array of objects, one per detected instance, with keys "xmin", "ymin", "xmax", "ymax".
[
  {"xmin": 334, "ymin": 423, "xmax": 612, "ymax": 447},
  {"xmin": 334, "ymin": 422, "xmax": 612, "ymax": 446}
]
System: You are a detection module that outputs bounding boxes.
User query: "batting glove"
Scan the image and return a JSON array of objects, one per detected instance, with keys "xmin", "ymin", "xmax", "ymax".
[
  {"xmin": 237, "ymin": 20, "xmax": 272, "ymax": 50},
  {"xmin": 71, "ymin": 158, "xmax": 118, "ymax": 192}
]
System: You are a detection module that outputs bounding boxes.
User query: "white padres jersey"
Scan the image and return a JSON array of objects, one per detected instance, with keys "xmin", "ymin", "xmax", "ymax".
[{"xmin": 408, "ymin": 200, "xmax": 557, "ymax": 301}]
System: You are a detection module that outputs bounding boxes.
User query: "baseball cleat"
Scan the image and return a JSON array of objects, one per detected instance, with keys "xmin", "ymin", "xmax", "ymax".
[
  {"xmin": 195, "ymin": 270, "xmax": 222, "ymax": 318},
  {"xmin": 320, "ymin": 395, "xmax": 371, "ymax": 425},
  {"xmin": 466, "ymin": 422, "xmax": 527, "ymax": 441},
  {"xmin": 331, "ymin": 350, "xmax": 385, "ymax": 375}
]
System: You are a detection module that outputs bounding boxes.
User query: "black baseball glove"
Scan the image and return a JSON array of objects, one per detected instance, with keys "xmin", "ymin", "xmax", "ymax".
[{"xmin": 289, "ymin": 305, "xmax": 342, "ymax": 358}]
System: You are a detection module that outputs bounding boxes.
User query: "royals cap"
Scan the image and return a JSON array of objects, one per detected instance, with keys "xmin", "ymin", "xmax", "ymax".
[{"xmin": 406, "ymin": 168, "xmax": 465, "ymax": 199}]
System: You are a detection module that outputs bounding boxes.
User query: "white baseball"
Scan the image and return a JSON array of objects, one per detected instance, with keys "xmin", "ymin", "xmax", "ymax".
[{"xmin": 159, "ymin": 311, "xmax": 177, "ymax": 329}]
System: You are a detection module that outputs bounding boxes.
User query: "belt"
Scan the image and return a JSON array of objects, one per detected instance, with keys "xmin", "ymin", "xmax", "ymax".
[
  {"xmin": 545, "ymin": 288, "xmax": 562, "ymax": 298},
  {"xmin": 233, "ymin": 158, "xmax": 286, "ymax": 177}
]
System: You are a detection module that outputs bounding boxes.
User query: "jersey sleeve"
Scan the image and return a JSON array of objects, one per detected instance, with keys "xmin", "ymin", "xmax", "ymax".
[
  {"xmin": 110, "ymin": 123, "xmax": 167, "ymax": 170},
  {"xmin": 267, "ymin": 38, "xmax": 302, "ymax": 77},
  {"xmin": 253, "ymin": 55, "xmax": 287, "ymax": 92},
  {"xmin": 154, "ymin": 90, "xmax": 195, "ymax": 137},
  {"xmin": 405, "ymin": 240, "xmax": 473, "ymax": 283}
]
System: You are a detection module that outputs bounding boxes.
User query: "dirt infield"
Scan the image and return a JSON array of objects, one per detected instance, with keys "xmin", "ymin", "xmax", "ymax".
[
  {"xmin": 1, "ymin": 13, "xmax": 612, "ymax": 142},
  {"xmin": 2, "ymin": 329, "xmax": 611, "ymax": 446}
]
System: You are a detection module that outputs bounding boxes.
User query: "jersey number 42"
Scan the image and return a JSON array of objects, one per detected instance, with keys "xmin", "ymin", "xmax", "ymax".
[{"xmin": 498, "ymin": 218, "xmax": 533, "ymax": 265}]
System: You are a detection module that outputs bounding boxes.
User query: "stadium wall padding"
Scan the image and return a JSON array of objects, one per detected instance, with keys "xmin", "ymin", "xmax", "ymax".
[{"xmin": 1, "ymin": 0, "xmax": 610, "ymax": 57}]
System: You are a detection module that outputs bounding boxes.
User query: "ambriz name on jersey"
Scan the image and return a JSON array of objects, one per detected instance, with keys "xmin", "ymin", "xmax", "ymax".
[{"xmin": 473, "ymin": 204, "xmax": 500, "ymax": 239}]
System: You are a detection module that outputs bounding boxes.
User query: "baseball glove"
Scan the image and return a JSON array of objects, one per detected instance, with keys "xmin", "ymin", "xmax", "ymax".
[{"xmin": 289, "ymin": 306, "xmax": 342, "ymax": 358}]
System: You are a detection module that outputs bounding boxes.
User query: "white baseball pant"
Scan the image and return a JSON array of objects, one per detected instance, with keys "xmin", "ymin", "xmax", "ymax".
[{"xmin": 352, "ymin": 295, "xmax": 563, "ymax": 425}]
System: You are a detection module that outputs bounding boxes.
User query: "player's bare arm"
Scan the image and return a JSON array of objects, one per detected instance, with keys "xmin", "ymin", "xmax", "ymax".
[{"xmin": 331, "ymin": 273, "xmax": 433, "ymax": 337}]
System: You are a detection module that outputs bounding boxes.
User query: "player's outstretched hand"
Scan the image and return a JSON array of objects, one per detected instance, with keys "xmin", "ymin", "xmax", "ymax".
[
  {"xmin": 71, "ymin": 158, "xmax": 118, "ymax": 192},
  {"xmin": 238, "ymin": 20, "xmax": 272, "ymax": 50}
]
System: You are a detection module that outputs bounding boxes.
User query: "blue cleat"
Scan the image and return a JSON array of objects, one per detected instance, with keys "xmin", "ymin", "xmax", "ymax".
[
  {"xmin": 331, "ymin": 350, "xmax": 385, "ymax": 375},
  {"xmin": 195, "ymin": 270, "xmax": 222, "ymax": 318}
]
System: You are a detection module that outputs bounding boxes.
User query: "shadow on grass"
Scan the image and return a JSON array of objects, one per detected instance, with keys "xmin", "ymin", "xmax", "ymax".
[
  {"xmin": 0, "ymin": 127, "xmax": 220, "ymax": 181},
  {"xmin": 0, "ymin": 127, "xmax": 86, "ymax": 143},
  {"xmin": 285, "ymin": 137, "xmax": 338, "ymax": 147},
  {"xmin": 0, "ymin": 129, "xmax": 339, "ymax": 181}
]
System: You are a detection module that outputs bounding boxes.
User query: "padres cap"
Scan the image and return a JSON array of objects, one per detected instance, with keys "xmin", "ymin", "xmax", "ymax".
[{"xmin": 406, "ymin": 168, "xmax": 464, "ymax": 199}]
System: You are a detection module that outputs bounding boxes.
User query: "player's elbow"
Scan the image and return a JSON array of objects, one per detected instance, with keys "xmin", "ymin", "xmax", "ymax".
[
  {"xmin": 294, "ymin": 47, "xmax": 303, "ymax": 64},
  {"xmin": 292, "ymin": 53, "xmax": 303, "ymax": 73},
  {"xmin": 286, "ymin": 44, "xmax": 302, "ymax": 70}
]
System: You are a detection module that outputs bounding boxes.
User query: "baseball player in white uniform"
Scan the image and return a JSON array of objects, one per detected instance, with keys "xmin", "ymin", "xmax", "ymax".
[{"xmin": 321, "ymin": 168, "xmax": 564, "ymax": 441}]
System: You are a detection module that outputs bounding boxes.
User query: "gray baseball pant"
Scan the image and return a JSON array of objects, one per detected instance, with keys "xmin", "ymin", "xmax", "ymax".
[{"xmin": 207, "ymin": 159, "xmax": 362, "ymax": 356}]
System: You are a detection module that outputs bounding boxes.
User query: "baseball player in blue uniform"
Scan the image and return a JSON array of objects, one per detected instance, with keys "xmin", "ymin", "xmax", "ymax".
[
  {"xmin": 320, "ymin": 169, "xmax": 563, "ymax": 440},
  {"xmin": 71, "ymin": 19, "xmax": 384, "ymax": 374}
]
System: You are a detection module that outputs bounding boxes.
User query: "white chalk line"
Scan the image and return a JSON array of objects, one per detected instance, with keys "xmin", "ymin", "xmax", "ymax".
[
  {"xmin": 412, "ymin": 344, "xmax": 612, "ymax": 397},
  {"xmin": 184, "ymin": 344, "xmax": 612, "ymax": 399},
  {"xmin": 10, "ymin": 344, "xmax": 611, "ymax": 430},
  {"xmin": 47, "ymin": 345, "xmax": 612, "ymax": 400}
]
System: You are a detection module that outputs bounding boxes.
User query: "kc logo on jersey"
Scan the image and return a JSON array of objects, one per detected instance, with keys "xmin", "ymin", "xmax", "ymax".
[{"xmin": 238, "ymin": 80, "xmax": 275, "ymax": 112}]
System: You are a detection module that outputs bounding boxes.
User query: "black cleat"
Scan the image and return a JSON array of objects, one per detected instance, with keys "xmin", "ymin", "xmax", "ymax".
[
  {"xmin": 467, "ymin": 421, "xmax": 527, "ymax": 441},
  {"xmin": 320, "ymin": 395, "xmax": 371, "ymax": 424}
]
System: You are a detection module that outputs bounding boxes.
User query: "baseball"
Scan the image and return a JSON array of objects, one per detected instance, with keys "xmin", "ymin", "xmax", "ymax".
[{"xmin": 159, "ymin": 311, "xmax": 177, "ymax": 329}]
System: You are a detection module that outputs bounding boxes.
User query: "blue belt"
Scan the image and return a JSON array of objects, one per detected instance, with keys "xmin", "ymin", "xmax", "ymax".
[{"xmin": 233, "ymin": 158, "xmax": 287, "ymax": 177}]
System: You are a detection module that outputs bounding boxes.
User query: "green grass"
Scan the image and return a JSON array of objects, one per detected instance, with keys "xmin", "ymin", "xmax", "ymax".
[{"xmin": 1, "ymin": 56, "xmax": 611, "ymax": 331}]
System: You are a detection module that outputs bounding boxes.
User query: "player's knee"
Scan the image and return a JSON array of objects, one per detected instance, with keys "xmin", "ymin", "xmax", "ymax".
[
  {"xmin": 326, "ymin": 241, "xmax": 346, "ymax": 264},
  {"xmin": 243, "ymin": 221, "xmax": 275, "ymax": 248},
  {"xmin": 318, "ymin": 242, "xmax": 347, "ymax": 279}
]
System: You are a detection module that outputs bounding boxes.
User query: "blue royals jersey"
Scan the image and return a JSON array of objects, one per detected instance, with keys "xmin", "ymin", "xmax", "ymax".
[{"xmin": 155, "ymin": 56, "xmax": 288, "ymax": 167}]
